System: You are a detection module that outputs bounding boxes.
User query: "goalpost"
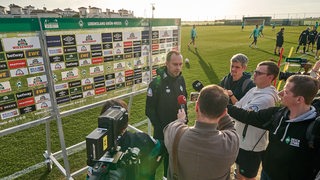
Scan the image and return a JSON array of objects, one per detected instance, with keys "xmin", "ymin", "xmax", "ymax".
[
  {"xmin": 243, "ymin": 18, "xmax": 265, "ymax": 25},
  {"xmin": 242, "ymin": 16, "xmax": 271, "ymax": 26}
]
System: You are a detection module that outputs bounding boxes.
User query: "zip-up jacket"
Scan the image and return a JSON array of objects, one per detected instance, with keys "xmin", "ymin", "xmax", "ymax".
[
  {"xmin": 227, "ymin": 105, "xmax": 319, "ymax": 180},
  {"xmin": 145, "ymin": 67, "xmax": 187, "ymax": 140}
]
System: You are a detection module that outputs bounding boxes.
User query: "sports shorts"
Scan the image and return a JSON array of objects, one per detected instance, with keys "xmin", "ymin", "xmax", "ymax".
[{"xmin": 236, "ymin": 148, "xmax": 265, "ymax": 178}]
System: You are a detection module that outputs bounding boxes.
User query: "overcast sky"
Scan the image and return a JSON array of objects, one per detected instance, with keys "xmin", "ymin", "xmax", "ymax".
[{"xmin": 2, "ymin": 0, "xmax": 320, "ymax": 21}]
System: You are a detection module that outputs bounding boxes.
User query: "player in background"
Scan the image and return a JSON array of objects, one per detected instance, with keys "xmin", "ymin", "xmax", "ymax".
[
  {"xmin": 187, "ymin": 25, "xmax": 197, "ymax": 49},
  {"xmin": 259, "ymin": 23, "xmax": 264, "ymax": 37},
  {"xmin": 307, "ymin": 26, "xmax": 318, "ymax": 53},
  {"xmin": 274, "ymin": 28, "xmax": 285, "ymax": 55},
  {"xmin": 249, "ymin": 25, "xmax": 261, "ymax": 48},
  {"xmin": 296, "ymin": 27, "xmax": 310, "ymax": 54}
]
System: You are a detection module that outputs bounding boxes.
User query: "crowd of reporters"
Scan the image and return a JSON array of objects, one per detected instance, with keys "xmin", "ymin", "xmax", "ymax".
[{"xmin": 86, "ymin": 50, "xmax": 320, "ymax": 180}]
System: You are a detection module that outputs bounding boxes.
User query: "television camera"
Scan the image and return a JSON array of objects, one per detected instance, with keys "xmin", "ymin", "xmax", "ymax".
[
  {"xmin": 86, "ymin": 106, "xmax": 140, "ymax": 179},
  {"xmin": 278, "ymin": 58, "xmax": 313, "ymax": 81}
]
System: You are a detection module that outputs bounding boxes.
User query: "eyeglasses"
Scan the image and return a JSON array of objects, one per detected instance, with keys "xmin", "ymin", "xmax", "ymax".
[{"xmin": 254, "ymin": 70, "xmax": 269, "ymax": 76}]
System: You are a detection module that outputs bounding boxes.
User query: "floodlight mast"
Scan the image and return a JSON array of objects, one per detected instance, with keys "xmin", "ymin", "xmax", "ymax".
[{"xmin": 151, "ymin": 3, "xmax": 155, "ymax": 18}]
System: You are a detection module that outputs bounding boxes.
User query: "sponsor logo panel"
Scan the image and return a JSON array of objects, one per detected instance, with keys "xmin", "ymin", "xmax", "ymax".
[
  {"xmin": 46, "ymin": 35, "xmax": 62, "ymax": 47},
  {"xmin": 27, "ymin": 57, "xmax": 44, "ymax": 66},
  {"xmin": 28, "ymin": 65, "xmax": 45, "ymax": 74},
  {"xmin": 62, "ymin": 35, "xmax": 76, "ymax": 46},
  {"xmin": 17, "ymin": 97, "xmax": 35, "ymax": 108},
  {"xmin": 8, "ymin": 60, "xmax": 27, "ymax": 69},
  {"xmin": 26, "ymin": 49, "xmax": 42, "ymax": 58},
  {"xmin": 27, "ymin": 75, "xmax": 48, "ymax": 87},
  {"xmin": 6, "ymin": 51, "xmax": 25, "ymax": 60},
  {"xmin": 51, "ymin": 62, "xmax": 66, "ymax": 71},
  {"xmin": 49, "ymin": 55, "xmax": 64, "ymax": 62},
  {"xmin": 34, "ymin": 93, "xmax": 50, "ymax": 103},
  {"xmin": 19, "ymin": 105, "xmax": 36, "ymax": 114},
  {"xmin": 0, "ymin": 94, "xmax": 15, "ymax": 104},
  {"xmin": 0, "ymin": 102, "xmax": 17, "ymax": 112},
  {"xmin": 34, "ymin": 87, "xmax": 49, "ymax": 96},
  {"xmin": 16, "ymin": 90, "xmax": 33, "ymax": 100},
  {"xmin": 3, "ymin": 36, "xmax": 41, "ymax": 51},
  {"xmin": 76, "ymin": 34, "xmax": 101, "ymax": 45},
  {"xmin": 61, "ymin": 68, "xmax": 79, "ymax": 80},
  {"xmin": 36, "ymin": 101, "xmax": 52, "ymax": 110},
  {"xmin": 0, "ymin": 71, "xmax": 10, "ymax": 79},
  {"xmin": 10, "ymin": 68, "xmax": 29, "ymax": 77},
  {"xmin": 1, "ymin": 109, "xmax": 19, "ymax": 120}
]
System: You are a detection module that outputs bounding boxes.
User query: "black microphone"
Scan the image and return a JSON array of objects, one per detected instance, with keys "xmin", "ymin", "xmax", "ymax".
[{"xmin": 192, "ymin": 80, "xmax": 204, "ymax": 92}]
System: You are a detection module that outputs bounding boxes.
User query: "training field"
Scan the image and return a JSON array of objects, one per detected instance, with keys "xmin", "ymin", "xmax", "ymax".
[{"xmin": 0, "ymin": 25, "xmax": 316, "ymax": 179}]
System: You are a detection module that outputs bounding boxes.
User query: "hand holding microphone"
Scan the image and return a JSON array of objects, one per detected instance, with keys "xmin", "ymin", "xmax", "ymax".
[
  {"xmin": 177, "ymin": 95, "xmax": 187, "ymax": 123},
  {"xmin": 177, "ymin": 95, "xmax": 187, "ymax": 109}
]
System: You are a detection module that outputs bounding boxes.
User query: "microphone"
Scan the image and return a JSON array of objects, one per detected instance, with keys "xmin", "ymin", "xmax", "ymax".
[
  {"xmin": 177, "ymin": 95, "xmax": 187, "ymax": 109},
  {"xmin": 190, "ymin": 80, "xmax": 204, "ymax": 101},
  {"xmin": 192, "ymin": 80, "xmax": 204, "ymax": 92}
]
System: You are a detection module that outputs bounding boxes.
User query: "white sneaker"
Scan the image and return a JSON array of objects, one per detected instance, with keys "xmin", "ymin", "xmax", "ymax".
[{"xmin": 163, "ymin": 177, "xmax": 167, "ymax": 180}]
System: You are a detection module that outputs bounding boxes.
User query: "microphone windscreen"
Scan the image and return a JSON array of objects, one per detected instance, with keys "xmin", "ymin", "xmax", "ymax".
[
  {"xmin": 192, "ymin": 80, "xmax": 204, "ymax": 92},
  {"xmin": 177, "ymin": 95, "xmax": 187, "ymax": 105}
]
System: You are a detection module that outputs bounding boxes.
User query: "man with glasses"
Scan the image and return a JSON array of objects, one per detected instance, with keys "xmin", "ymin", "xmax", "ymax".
[
  {"xmin": 225, "ymin": 61, "xmax": 279, "ymax": 180},
  {"xmin": 227, "ymin": 75, "xmax": 320, "ymax": 180}
]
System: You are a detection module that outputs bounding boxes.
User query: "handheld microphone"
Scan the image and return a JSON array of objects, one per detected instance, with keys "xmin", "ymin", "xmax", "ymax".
[
  {"xmin": 192, "ymin": 80, "xmax": 204, "ymax": 92},
  {"xmin": 177, "ymin": 95, "xmax": 187, "ymax": 109}
]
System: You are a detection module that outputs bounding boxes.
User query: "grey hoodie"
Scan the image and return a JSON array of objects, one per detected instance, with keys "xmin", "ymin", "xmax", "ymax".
[{"xmin": 234, "ymin": 86, "xmax": 279, "ymax": 151}]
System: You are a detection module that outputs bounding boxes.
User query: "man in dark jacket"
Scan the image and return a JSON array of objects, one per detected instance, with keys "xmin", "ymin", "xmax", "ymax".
[
  {"xmin": 220, "ymin": 53, "xmax": 255, "ymax": 105},
  {"xmin": 274, "ymin": 27, "xmax": 284, "ymax": 55},
  {"xmin": 227, "ymin": 75, "xmax": 320, "ymax": 180},
  {"xmin": 145, "ymin": 50, "xmax": 187, "ymax": 179},
  {"xmin": 296, "ymin": 27, "xmax": 310, "ymax": 54}
]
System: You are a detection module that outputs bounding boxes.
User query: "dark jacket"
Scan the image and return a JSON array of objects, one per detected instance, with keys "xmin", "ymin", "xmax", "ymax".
[
  {"xmin": 220, "ymin": 72, "xmax": 255, "ymax": 101},
  {"xmin": 227, "ymin": 105, "xmax": 320, "ymax": 180},
  {"xmin": 276, "ymin": 30, "xmax": 284, "ymax": 44},
  {"xmin": 145, "ymin": 67, "xmax": 187, "ymax": 140}
]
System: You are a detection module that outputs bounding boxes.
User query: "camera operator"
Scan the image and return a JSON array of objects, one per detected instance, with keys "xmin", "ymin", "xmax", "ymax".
[
  {"xmin": 86, "ymin": 99, "xmax": 162, "ymax": 180},
  {"xmin": 227, "ymin": 75, "xmax": 320, "ymax": 180}
]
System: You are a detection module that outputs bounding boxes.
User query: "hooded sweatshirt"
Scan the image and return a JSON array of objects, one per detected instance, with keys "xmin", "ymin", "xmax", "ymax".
[
  {"xmin": 227, "ymin": 105, "xmax": 319, "ymax": 180},
  {"xmin": 234, "ymin": 86, "xmax": 279, "ymax": 151}
]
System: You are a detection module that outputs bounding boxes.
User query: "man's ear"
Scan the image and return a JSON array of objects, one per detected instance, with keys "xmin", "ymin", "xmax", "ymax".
[{"xmin": 297, "ymin": 96, "xmax": 305, "ymax": 104}]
